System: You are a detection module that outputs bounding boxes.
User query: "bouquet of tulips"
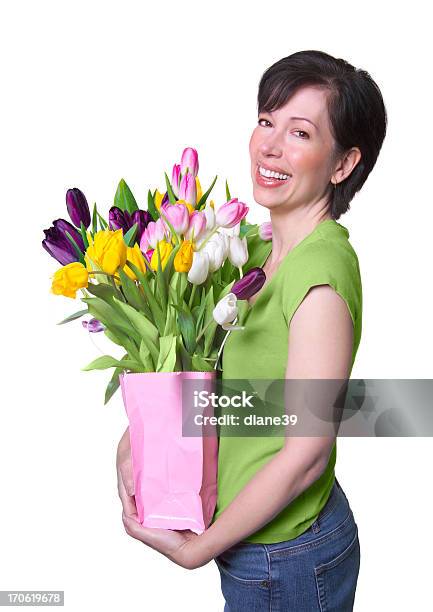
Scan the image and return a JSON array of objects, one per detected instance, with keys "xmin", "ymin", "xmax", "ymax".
[
  {"xmin": 43, "ymin": 147, "xmax": 272, "ymax": 403},
  {"xmin": 43, "ymin": 147, "xmax": 272, "ymax": 532}
]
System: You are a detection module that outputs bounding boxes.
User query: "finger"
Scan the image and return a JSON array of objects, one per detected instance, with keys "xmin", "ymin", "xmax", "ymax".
[
  {"xmin": 120, "ymin": 460, "xmax": 135, "ymax": 497},
  {"xmin": 117, "ymin": 467, "xmax": 137, "ymax": 516}
]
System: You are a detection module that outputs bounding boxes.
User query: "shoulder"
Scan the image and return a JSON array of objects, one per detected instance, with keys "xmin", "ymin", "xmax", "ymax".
[{"xmin": 280, "ymin": 234, "xmax": 362, "ymax": 328}]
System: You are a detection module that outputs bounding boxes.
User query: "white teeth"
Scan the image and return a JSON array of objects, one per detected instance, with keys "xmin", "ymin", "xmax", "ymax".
[{"xmin": 259, "ymin": 166, "xmax": 289, "ymax": 180}]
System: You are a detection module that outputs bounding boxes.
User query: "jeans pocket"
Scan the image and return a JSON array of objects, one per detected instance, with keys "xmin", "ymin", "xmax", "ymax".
[
  {"xmin": 314, "ymin": 527, "xmax": 360, "ymax": 612},
  {"xmin": 214, "ymin": 544, "xmax": 270, "ymax": 587}
]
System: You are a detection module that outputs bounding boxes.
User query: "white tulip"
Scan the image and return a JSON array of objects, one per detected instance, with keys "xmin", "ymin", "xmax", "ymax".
[
  {"xmin": 219, "ymin": 221, "xmax": 240, "ymax": 237},
  {"xmin": 202, "ymin": 233, "xmax": 227, "ymax": 272},
  {"xmin": 213, "ymin": 293, "xmax": 238, "ymax": 326},
  {"xmin": 187, "ymin": 249, "xmax": 210, "ymax": 285},
  {"xmin": 228, "ymin": 235, "xmax": 248, "ymax": 267},
  {"xmin": 204, "ymin": 200, "xmax": 216, "ymax": 230}
]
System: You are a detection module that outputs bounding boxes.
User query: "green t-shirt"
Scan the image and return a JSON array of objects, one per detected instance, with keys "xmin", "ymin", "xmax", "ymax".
[{"xmin": 211, "ymin": 219, "xmax": 363, "ymax": 544}]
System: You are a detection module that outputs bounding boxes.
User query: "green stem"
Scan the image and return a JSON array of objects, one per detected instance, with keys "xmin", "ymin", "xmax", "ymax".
[
  {"xmin": 195, "ymin": 225, "xmax": 220, "ymax": 251},
  {"xmin": 189, "ymin": 284, "xmax": 197, "ymax": 310},
  {"xmin": 196, "ymin": 318, "xmax": 214, "ymax": 343}
]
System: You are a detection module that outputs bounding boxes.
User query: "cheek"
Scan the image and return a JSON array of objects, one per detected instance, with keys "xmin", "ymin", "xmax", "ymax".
[{"xmin": 289, "ymin": 145, "xmax": 330, "ymax": 176}]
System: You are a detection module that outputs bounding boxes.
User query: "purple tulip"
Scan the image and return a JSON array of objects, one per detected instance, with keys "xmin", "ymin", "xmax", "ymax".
[
  {"xmin": 66, "ymin": 187, "xmax": 91, "ymax": 229},
  {"xmin": 42, "ymin": 218, "xmax": 85, "ymax": 265},
  {"xmin": 161, "ymin": 191, "xmax": 170, "ymax": 207},
  {"xmin": 232, "ymin": 267, "xmax": 266, "ymax": 300},
  {"xmin": 109, "ymin": 207, "xmax": 151, "ymax": 243},
  {"xmin": 131, "ymin": 209, "xmax": 152, "ymax": 243},
  {"xmin": 82, "ymin": 318, "xmax": 105, "ymax": 333}
]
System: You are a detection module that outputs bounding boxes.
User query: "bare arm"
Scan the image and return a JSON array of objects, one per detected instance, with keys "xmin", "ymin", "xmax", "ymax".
[{"xmin": 194, "ymin": 284, "xmax": 354, "ymax": 563}]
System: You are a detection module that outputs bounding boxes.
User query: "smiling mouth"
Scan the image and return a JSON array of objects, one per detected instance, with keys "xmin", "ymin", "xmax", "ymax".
[{"xmin": 255, "ymin": 164, "xmax": 292, "ymax": 186}]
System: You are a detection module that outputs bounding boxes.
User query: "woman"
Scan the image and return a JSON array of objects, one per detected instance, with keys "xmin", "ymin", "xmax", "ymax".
[{"xmin": 117, "ymin": 50, "xmax": 387, "ymax": 611}]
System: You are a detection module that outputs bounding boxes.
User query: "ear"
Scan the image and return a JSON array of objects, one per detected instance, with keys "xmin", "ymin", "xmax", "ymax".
[{"xmin": 332, "ymin": 147, "xmax": 362, "ymax": 185}]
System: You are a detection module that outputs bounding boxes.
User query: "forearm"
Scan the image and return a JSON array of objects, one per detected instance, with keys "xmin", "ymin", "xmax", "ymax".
[{"xmin": 195, "ymin": 445, "xmax": 327, "ymax": 562}]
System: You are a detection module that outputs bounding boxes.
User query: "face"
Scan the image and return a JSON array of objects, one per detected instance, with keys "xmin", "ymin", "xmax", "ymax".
[{"xmin": 249, "ymin": 86, "xmax": 339, "ymax": 211}]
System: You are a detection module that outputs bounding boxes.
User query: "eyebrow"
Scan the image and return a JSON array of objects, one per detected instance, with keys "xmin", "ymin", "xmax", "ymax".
[{"xmin": 266, "ymin": 111, "xmax": 318, "ymax": 130}]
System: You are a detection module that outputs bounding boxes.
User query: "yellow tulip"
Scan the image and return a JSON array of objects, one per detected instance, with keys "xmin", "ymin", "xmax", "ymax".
[
  {"xmin": 196, "ymin": 176, "xmax": 203, "ymax": 204},
  {"xmin": 150, "ymin": 240, "xmax": 174, "ymax": 271},
  {"xmin": 209, "ymin": 199, "xmax": 215, "ymax": 209},
  {"xmin": 155, "ymin": 189, "xmax": 164, "ymax": 211},
  {"xmin": 85, "ymin": 229, "xmax": 127, "ymax": 275},
  {"xmin": 51, "ymin": 262, "xmax": 89, "ymax": 299},
  {"xmin": 123, "ymin": 243, "xmax": 148, "ymax": 281},
  {"xmin": 174, "ymin": 240, "xmax": 194, "ymax": 273}
]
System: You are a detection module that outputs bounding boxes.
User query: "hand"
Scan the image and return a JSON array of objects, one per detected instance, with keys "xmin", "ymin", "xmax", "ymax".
[
  {"xmin": 116, "ymin": 427, "xmax": 137, "ymax": 516},
  {"xmin": 121, "ymin": 515, "xmax": 207, "ymax": 570}
]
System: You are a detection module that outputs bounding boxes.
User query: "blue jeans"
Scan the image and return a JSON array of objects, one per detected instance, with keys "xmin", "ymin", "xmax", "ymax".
[{"xmin": 214, "ymin": 478, "xmax": 360, "ymax": 611}]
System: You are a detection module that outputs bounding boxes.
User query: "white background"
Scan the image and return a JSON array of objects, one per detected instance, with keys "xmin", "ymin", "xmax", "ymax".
[{"xmin": 1, "ymin": 1, "xmax": 432, "ymax": 610}]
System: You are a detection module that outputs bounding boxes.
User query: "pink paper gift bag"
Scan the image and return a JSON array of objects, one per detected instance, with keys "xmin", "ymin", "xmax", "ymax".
[{"xmin": 119, "ymin": 371, "xmax": 218, "ymax": 534}]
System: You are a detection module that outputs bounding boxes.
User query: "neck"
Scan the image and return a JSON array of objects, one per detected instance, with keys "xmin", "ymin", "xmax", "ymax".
[{"xmin": 267, "ymin": 200, "xmax": 333, "ymax": 265}]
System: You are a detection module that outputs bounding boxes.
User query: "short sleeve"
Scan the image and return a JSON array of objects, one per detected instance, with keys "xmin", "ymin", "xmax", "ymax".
[{"xmin": 281, "ymin": 238, "xmax": 362, "ymax": 332}]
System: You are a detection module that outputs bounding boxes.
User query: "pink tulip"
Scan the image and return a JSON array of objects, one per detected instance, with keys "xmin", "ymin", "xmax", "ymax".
[
  {"xmin": 215, "ymin": 198, "xmax": 249, "ymax": 229},
  {"xmin": 180, "ymin": 147, "xmax": 199, "ymax": 177},
  {"xmin": 145, "ymin": 248, "xmax": 154, "ymax": 263},
  {"xmin": 179, "ymin": 173, "xmax": 197, "ymax": 206},
  {"xmin": 171, "ymin": 164, "xmax": 181, "ymax": 198},
  {"xmin": 140, "ymin": 218, "xmax": 170, "ymax": 250},
  {"xmin": 259, "ymin": 221, "xmax": 272, "ymax": 241},
  {"xmin": 185, "ymin": 211, "xmax": 207, "ymax": 242},
  {"xmin": 160, "ymin": 202, "xmax": 189, "ymax": 235}
]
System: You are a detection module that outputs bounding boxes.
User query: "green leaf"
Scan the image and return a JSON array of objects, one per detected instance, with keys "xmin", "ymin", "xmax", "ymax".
[
  {"xmin": 177, "ymin": 308, "xmax": 197, "ymax": 354},
  {"xmin": 57, "ymin": 308, "xmax": 88, "ymax": 325},
  {"xmin": 125, "ymin": 261, "xmax": 165, "ymax": 334},
  {"xmin": 81, "ymin": 296, "xmax": 134, "ymax": 336},
  {"xmin": 245, "ymin": 234, "xmax": 273, "ymax": 272},
  {"xmin": 114, "ymin": 178, "xmax": 139, "ymax": 214},
  {"xmin": 177, "ymin": 336, "xmax": 192, "ymax": 371},
  {"xmin": 147, "ymin": 188, "xmax": 159, "ymax": 221},
  {"xmin": 97, "ymin": 212, "xmax": 108, "ymax": 229},
  {"xmin": 112, "ymin": 297, "xmax": 160, "ymax": 364},
  {"xmin": 139, "ymin": 339, "xmax": 154, "ymax": 371},
  {"xmin": 123, "ymin": 223, "xmax": 138, "ymax": 246},
  {"xmin": 91, "ymin": 202, "xmax": 98, "ymax": 234},
  {"xmin": 79, "ymin": 222, "xmax": 89, "ymax": 249},
  {"xmin": 191, "ymin": 354, "xmax": 214, "ymax": 372},
  {"xmin": 82, "ymin": 355, "xmax": 143, "ymax": 371},
  {"xmin": 164, "ymin": 172, "xmax": 178, "ymax": 204},
  {"xmin": 156, "ymin": 334, "xmax": 177, "ymax": 372},
  {"xmin": 64, "ymin": 231, "xmax": 85, "ymax": 264},
  {"xmin": 118, "ymin": 267, "xmax": 144, "ymax": 312},
  {"xmin": 225, "ymin": 179, "xmax": 231, "ymax": 201},
  {"xmin": 197, "ymin": 174, "xmax": 218, "ymax": 209},
  {"xmin": 104, "ymin": 353, "xmax": 129, "ymax": 405},
  {"xmin": 103, "ymin": 328, "xmax": 141, "ymax": 362}
]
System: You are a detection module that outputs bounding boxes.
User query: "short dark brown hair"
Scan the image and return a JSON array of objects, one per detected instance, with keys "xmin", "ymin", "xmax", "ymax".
[{"xmin": 258, "ymin": 50, "xmax": 387, "ymax": 219}]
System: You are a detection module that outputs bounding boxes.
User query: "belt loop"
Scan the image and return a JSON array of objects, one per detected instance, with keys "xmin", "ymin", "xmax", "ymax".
[{"xmin": 311, "ymin": 519, "xmax": 321, "ymax": 534}]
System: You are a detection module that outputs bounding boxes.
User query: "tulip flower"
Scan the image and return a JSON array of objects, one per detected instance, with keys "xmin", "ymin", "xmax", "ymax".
[
  {"xmin": 140, "ymin": 218, "xmax": 170, "ymax": 250},
  {"xmin": 259, "ymin": 221, "xmax": 272, "ymax": 241},
  {"xmin": 108, "ymin": 207, "xmax": 151, "ymax": 243},
  {"xmin": 185, "ymin": 211, "xmax": 207, "ymax": 242},
  {"xmin": 160, "ymin": 202, "xmax": 189, "ymax": 235},
  {"xmin": 174, "ymin": 240, "xmax": 194, "ymax": 273},
  {"xmin": 154, "ymin": 190, "xmax": 165, "ymax": 211},
  {"xmin": 171, "ymin": 164, "xmax": 181, "ymax": 198},
  {"xmin": 179, "ymin": 173, "xmax": 197, "ymax": 206},
  {"xmin": 201, "ymin": 233, "xmax": 227, "ymax": 273},
  {"xmin": 228, "ymin": 235, "xmax": 248, "ymax": 268},
  {"xmin": 51, "ymin": 262, "xmax": 89, "ymax": 299},
  {"xmin": 66, "ymin": 187, "xmax": 91, "ymax": 229},
  {"xmin": 42, "ymin": 218, "xmax": 85, "ymax": 265},
  {"xmin": 85, "ymin": 229, "xmax": 127, "ymax": 275},
  {"xmin": 82, "ymin": 318, "xmax": 105, "ymax": 332},
  {"xmin": 187, "ymin": 249, "xmax": 209, "ymax": 285},
  {"xmin": 150, "ymin": 239, "xmax": 174, "ymax": 271},
  {"xmin": 216, "ymin": 198, "xmax": 249, "ymax": 229},
  {"xmin": 212, "ymin": 293, "xmax": 239, "ymax": 329},
  {"xmin": 204, "ymin": 200, "xmax": 216, "ymax": 231},
  {"xmin": 124, "ymin": 243, "xmax": 148, "ymax": 280},
  {"xmin": 176, "ymin": 199, "xmax": 195, "ymax": 215},
  {"xmin": 180, "ymin": 147, "xmax": 199, "ymax": 177},
  {"xmin": 232, "ymin": 267, "xmax": 266, "ymax": 300},
  {"xmin": 144, "ymin": 248, "xmax": 154, "ymax": 263}
]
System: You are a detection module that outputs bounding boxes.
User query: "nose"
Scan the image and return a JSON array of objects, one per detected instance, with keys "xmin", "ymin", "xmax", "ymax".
[{"xmin": 258, "ymin": 131, "xmax": 285, "ymax": 159}]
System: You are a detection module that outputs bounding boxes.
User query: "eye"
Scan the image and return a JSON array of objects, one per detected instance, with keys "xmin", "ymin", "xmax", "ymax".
[
  {"xmin": 258, "ymin": 118, "xmax": 270, "ymax": 127},
  {"xmin": 294, "ymin": 130, "xmax": 309, "ymax": 139}
]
